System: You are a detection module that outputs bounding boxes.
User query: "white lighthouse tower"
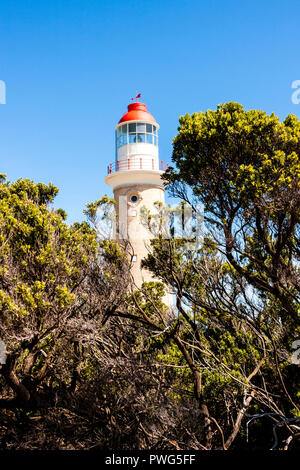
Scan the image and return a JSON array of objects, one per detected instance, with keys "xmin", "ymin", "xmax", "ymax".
[{"xmin": 105, "ymin": 97, "xmax": 170, "ymax": 298}]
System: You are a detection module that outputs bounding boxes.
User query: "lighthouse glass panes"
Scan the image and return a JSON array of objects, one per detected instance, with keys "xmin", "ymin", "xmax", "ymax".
[{"xmin": 116, "ymin": 123, "xmax": 158, "ymax": 148}]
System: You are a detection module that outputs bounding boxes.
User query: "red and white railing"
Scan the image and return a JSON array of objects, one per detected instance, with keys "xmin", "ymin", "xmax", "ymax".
[{"xmin": 107, "ymin": 158, "xmax": 169, "ymax": 175}]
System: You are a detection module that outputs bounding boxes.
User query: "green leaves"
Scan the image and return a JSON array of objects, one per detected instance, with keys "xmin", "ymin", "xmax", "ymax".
[
  {"xmin": 0, "ymin": 178, "xmax": 98, "ymax": 331},
  {"xmin": 55, "ymin": 286, "xmax": 76, "ymax": 307},
  {"xmin": 236, "ymin": 150, "xmax": 299, "ymax": 204},
  {"xmin": 165, "ymin": 102, "xmax": 300, "ymax": 326},
  {"xmin": 167, "ymin": 103, "xmax": 300, "ymax": 210}
]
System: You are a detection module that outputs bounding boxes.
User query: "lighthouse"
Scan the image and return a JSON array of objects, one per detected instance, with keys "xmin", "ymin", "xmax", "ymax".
[{"xmin": 105, "ymin": 97, "xmax": 170, "ymax": 300}]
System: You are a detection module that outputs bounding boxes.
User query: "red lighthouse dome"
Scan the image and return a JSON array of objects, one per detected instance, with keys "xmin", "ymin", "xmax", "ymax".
[{"xmin": 118, "ymin": 102, "xmax": 156, "ymax": 124}]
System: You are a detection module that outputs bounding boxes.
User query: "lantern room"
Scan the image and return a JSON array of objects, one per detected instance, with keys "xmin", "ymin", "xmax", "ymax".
[
  {"xmin": 105, "ymin": 99, "xmax": 167, "ymax": 189},
  {"xmin": 114, "ymin": 102, "xmax": 160, "ymax": 173}
]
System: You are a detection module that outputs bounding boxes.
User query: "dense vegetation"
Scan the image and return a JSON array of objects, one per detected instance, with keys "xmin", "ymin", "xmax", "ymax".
[{"xmin": 0, "ymin": 103, "xmax": 299, "ymax": 450}]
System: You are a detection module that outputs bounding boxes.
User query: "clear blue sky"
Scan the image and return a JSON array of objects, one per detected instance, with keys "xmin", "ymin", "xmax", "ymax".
[{"xmin": 1, "ymin": 0, "xmax": 299, "ymax": 222}]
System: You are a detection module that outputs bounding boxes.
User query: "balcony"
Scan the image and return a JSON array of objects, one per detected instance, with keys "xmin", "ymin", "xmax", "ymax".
[{"xmin": 107, "ymin": 157, "xmax": 169, "ymax": 175}]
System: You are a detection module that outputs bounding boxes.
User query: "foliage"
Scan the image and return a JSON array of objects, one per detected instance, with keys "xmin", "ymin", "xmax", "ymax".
[
  {"xmin": 165, "ymin": 102, "xmax": 300, "ymax": 327},
  {"xmin": 0, "ymin": 102, "xmax": 299, "ymax": 451},
  {"xmin": 0, "ymin": 178, "xmax": 129, "ymax": 426}
]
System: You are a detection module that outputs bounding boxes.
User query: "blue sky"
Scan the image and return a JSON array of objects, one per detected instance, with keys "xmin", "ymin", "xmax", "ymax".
[{"xmin": 0, "ymin": 0, "xmax": 299, "ymax": 222}]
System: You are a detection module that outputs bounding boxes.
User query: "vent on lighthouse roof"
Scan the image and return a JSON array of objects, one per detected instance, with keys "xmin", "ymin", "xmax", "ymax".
[{"xmin": 118, "ymin": 101, "xmax": 156, "ymax": 124}]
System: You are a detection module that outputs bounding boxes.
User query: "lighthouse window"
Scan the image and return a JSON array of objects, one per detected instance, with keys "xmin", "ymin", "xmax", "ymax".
[
  {"xmin": 137, "ymin": 123, "xmax": 146, "ymax": 132},
  {"xmin": 137, "ymin": 133, "xmax": 146, "ymax": 143},
  {"xmin": 128, "ymin": 123, "xmax": 136, "ymax": 133},
  {"xmin": 146, "ymin": 124, "xmax": 152, "ymax": 133},
  {"xmin": 116, "ymin": 122, "xmax": 158, "ymax": 148}
]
